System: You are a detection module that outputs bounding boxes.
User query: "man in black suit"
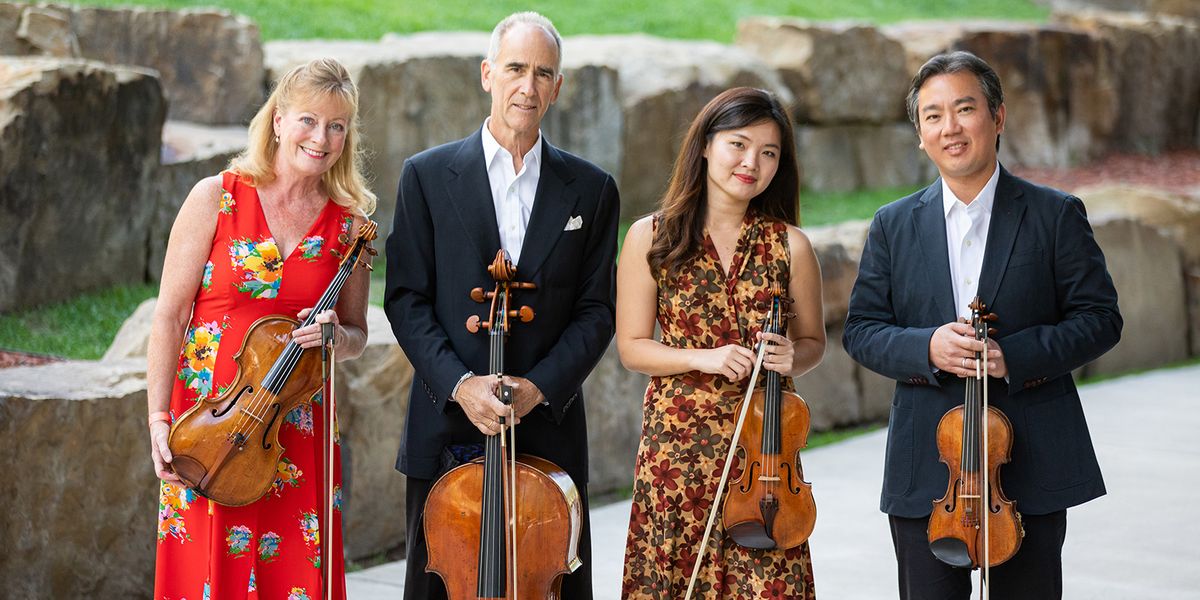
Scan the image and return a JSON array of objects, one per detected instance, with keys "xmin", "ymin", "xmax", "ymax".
[
  {"xmin": 843, "ymin": 51, "xmax": 1121, "ymax": 599},
  {"xmin": 384, "ymin": 11, "xmax": 619, "ymax": 600}
]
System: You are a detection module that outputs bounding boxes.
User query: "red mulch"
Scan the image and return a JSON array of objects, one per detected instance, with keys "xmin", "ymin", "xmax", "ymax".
[
  {"xmin": 0, "ymin": 349, "xmax": 65, "ymax": 369},
  {"xmin": 1010, "ymin": 150, "xmax": 1200, "ymax": 194}
]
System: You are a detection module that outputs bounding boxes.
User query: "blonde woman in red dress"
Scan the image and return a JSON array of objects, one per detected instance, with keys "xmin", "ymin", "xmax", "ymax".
[
  {"xmin": 147, "ymin": 58, "xmax": 375, "ymax": 600},
  {"xmin": 617, "ymin": 87, "xmax": 826, "ymax": 598}
]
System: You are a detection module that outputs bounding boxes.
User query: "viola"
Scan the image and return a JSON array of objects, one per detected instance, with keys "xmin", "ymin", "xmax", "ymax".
[
  {"xmin": 928, "ymin": 297, "xmax": 1024, "ymax": 590},
  {"xmin": 722, "ymin": 283, "xmax": 816, "ymax": 550},
  {"xmin": 167, "ymin": 221, "xmax": 378, "ymax": 507},
  {"xmin": 423, "ymin": 249, "xmax": 583, "ymax": 600}
]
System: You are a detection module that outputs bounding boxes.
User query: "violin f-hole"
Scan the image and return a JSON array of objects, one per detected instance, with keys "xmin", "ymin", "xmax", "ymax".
[
  {"xmin": 212, "ymin": 385, "xmax": 254, "ymax": 418},
  {"xmin": 261, "ymin": 403, "xmax": 282, "ymax": 450}
]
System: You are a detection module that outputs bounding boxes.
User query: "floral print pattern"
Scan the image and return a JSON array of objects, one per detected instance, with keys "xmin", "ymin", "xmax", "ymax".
[
  {"xmin": 285, "ymin": 402, "xmax": 315, "ymax": 435},
  {"xmin": 272, "ymin": 457, "xmax": 304, "ymax": 496},
  {"xmin": 158, "ymin": 481, "xmax": 195, "ymax": 542},
  {"xmin": 299, "ymin": 236, "xmax": 324, "ymax": 261},
  {"xmin": 201, "ymin": 260, "xmax": 214, "ymax": 292},
  {"xmin": 178, "ymin": 320, "xmax": 225, "ymax": 398},
  {"xmin": 219, "ymin": 188, "xmax": 236, "ymax": 214},
  {"xmin": 226, "ymin": 525, "xmax": 252, "ymax": 557},
  {"xmin": 622, "ymin": 213, "xmax": 815, "ymax": 599},
  {"xmin": 259, "ymin": 531, "xmax": 282, "ymax": 563},
  {"xmin": 230, "ymin": 238, "xmax": 283, "ymax": 299},
  {"xmin": 288, "ymin": 587, "xmax": 311, "ymax": 600}
]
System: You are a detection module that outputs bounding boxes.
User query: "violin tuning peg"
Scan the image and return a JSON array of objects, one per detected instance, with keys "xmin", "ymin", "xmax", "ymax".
[
  {"xmin": 330, "ymin": 249, "xmax": 344, "ymax": 259},
  {"xmin": 510, "ymin": 306, "xmax": 534, "ymax": 323},
  {"xmin": 470, "ymin": 287, "xmax": 487, "ymax": 303},
  {"xmin": 359, "ymin": 260, "xmax": 373, "ymax": 272},
  {"xmin": 365, "ymin": 246, "xmax": 378, "ymax": 256},
  {"xmin": 338, "ymin": 234, "xmax": 350, "ymax": 245}
]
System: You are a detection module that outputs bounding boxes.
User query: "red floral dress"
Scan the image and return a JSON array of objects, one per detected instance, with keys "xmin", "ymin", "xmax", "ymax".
[
  {"xmin": 622, "ymin": 212, "xmax": 816, "ymax": 599},
  {"xmin": 154, "ymin": 171, "xmax": 355, "ymax": 600}
]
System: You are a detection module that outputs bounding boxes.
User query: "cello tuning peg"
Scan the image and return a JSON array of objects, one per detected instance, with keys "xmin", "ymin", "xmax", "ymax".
[
  {"xmin": 985, "ymin": 313, "xmax": 999, "ymax": 322},
  {"xmin": 987, "ymin": 327, "xmax": 998, "ymax": 337},
  {"xmin": 466, "ymin": 315, "xmax": 490, "ymax": 333}
]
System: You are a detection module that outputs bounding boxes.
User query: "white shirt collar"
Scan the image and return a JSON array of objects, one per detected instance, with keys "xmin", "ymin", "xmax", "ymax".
[
  {"xmin": 481, "ymin": 117, "xmax": 542, "ymax": 172},
  {"xmin": 942, "ymin": 161, "xmax": 1001, "ymax": 217}
]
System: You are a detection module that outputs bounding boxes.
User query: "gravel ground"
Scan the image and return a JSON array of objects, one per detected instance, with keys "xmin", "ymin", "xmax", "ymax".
[{"xmin": 1011, "ymin": 150, "xmax": 1200, "ymax": 194}]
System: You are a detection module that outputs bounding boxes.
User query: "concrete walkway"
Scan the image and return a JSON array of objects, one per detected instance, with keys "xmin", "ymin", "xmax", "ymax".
[{"xmin": 348, "ymin": 365, "xmax": 1200, "ymax": 599}]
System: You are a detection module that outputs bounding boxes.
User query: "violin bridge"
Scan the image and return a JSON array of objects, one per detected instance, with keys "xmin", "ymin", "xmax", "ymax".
[
  {"xmin": 757, "ymin": 475, "xmax": 781, "ymax": 482},
  {"xmin": 238, "ymin": 408, "xmax": 264, "ymax": 424}
]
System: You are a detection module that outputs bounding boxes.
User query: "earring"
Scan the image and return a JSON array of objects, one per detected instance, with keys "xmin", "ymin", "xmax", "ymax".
[{"xmin": 274, "ymin": 135, "xmax": 280, "ymax": 143}]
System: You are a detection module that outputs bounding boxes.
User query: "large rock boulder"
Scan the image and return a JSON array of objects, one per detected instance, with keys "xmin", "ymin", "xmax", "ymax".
[
  {"xmin": 0, "ymin": 3, "xmax": 263, "ymax": 124},
  {"xmin": 149, "ymin": 121, "xmax": 247, "ymax": 281},
  {"xmin": 1035, "ymin": 0, "xmax": 1200, "ymax": 20},
  {"xmin": 1056, "ymin": 11, "xmax": 1200, "ymax": 154},
  {"xmin": 103, "ymin": 297, "xmax": 157, "ymax": 361},
  {"xmin": 583, "ymin": 340, "xmax": 648, "ymax": 494},
  {"xmin": 795, "ymin": 122, "xmax": 936, "ymax": 192},
  {"xmin": 0, "ymin": 57, "xmax": 164, "ymax": 313},
  {"xmin": 0, "ymin": 358, "xmax": 156, "ymax": 598},
  {"xmin": 882, "ymin": 21, "xmax": 1120, "ymax": 168},
  {"xmin": 1085, "ymin": 215, "xmax": 1188, "ymax": 376},
  {"xmin": 736, "ymin": 18, "xmax": 910, "ymax": 124},
  {"xmin": 1077, "ymin": 184, "xmax": 1200, "ymax": 356}
]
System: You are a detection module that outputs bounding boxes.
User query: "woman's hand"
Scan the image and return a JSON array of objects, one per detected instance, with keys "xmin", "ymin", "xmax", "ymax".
[
  {"xmin": 692, "ymin": 344, "xmax": 757, "ymax": 381},
  {"xmin": 150, "ymin": 421, "xmax": 180, "ymax": 483},
  {"xmin": 292, "ymin": 308, "xmax": 341, "ymax": 349},
  {"xmin": 757, "ymin": 331, "xmax": 795, "ymax": 375}
]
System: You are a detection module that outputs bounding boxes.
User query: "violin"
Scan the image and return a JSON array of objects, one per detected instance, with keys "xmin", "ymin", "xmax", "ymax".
[
  {"xmin": 423, "ymin": 249, "xmax": 583, "ymax": 600},
  {"xmin": 167, "ymin": 221, "xmax": 378, "ymax": 507},
  {"xmin": 928, "ymin": 297, "xmax": 1024, "ymax": 589},
  {"xmin": 722, "ymin": 283, "xmax": 816, "ymax": 550},
  {"xmin": 686, "ymin": 283, "xmax": 815, "ymax": 599}
]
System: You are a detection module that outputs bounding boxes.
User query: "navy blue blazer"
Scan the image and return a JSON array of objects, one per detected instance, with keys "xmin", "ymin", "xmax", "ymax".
[
  {"xmin": 384, "ymin": 128, "xmax": 620, "ymax": 485},
  {"xmin": 843, "ymin": 167, "xmax": 1121, "ymax": 518}
]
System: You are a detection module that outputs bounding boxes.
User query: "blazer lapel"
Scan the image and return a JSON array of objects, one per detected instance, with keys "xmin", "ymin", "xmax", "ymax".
[
  {"xmin": 445, "ymin": 128, "xmax": 502, "ymax": 266},
  {"xmin": 912, "ymin": 182, "xmax": 957, "ymax": 323},
  {"xmin": 977, "ymin": 166, "xmax": 1027, "ymax": 308},
  {"xmin": 515, "ymin": 142, "xmax": 579, "ymax": 278}
]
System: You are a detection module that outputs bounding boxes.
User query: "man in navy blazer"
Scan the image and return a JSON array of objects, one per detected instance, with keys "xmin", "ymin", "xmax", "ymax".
[
  {"xmin": 843, "ymin": 51, "xmax": 1121, "ymax": 599},
  {"xmin": 384, "ymin": 12, "xmax": 618, "ymax": 599}
]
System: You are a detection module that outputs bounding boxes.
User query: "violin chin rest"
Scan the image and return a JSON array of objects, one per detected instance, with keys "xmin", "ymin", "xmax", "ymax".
[
  {"xmin": 170, "ymin": 455, "xmax": 208, "ymax": 492},
  {"xmin": 727, "ymin": 521, "xmax": 777, "ymax": 550},
  {"xmin": 929, "ymin": 537, "xmax": 973, "ymax": 568}
]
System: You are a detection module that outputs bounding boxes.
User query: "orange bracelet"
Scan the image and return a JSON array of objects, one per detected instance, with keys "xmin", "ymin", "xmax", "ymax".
[{"xmin": 148, "ymin": 411, "xmax": 170, "ymax": 426}]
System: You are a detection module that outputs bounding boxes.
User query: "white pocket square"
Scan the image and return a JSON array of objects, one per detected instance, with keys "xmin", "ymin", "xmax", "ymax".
[{"xmin": 564, "ymin": 215, "xmax": 583, "ymax": 231}]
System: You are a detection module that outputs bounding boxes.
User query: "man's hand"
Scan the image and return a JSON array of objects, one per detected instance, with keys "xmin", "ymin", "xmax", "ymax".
[
  {"xmin": 929, "ymin": 321, "xmax": 1007, "ymax": 379},
  {"xmin": 504, "ymin": 376, "xmax": 545, "ymax": 419},
  {"xmin": 455, "ymin": 375, "xmax": 510, "ymax": 436}
]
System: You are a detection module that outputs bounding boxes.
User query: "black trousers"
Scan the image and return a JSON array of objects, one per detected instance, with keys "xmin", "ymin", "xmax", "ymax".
[
  {"xmin": 889, "ymin": 510, "xmax": 1067, "ymax": 600},
  {"xmin": 403, "ymin": 476, "xmax": 593, "ymax": 600}
]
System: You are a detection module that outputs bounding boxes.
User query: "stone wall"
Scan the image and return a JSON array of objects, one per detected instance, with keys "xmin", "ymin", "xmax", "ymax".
[
  {"xmin": 0, "ymin": 2, "xmax": 263, "ymax": 124},
  {"xmin": 0, "ymin": 57, "xmax": 164, "ymax": 313}
]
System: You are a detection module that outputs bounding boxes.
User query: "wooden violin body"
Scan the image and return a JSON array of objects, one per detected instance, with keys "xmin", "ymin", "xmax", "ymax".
[
  {"xmin": 927, "ymin": 297, "xmax": 1024, "ymax": 571},
  {"xmin": 169, "ymin": 316, "xmax": 319, "ymax": 506},
  {"xmin": 425, "ymin": 454, "xmax": 582, "ymax": 600},
  {"xmin": 722, "ymin": 284, "xmax": 816, "ymax": 550},
  {"xmin": 929, "ymin": 403, "xmax": 1022, "ymax": 568},
  {"xmin": 167, "ymin": 220, "xmax": 377, "ymax": 507}
]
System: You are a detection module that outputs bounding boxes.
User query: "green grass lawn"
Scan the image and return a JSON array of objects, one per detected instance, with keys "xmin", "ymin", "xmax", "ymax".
[
  {"xmin": 75, "ymin": 0, "xmax": 1047, "ymax": 41},
  {"xmin": 0, "ymin": 283, "xmax": 158, "ymax": 360}
]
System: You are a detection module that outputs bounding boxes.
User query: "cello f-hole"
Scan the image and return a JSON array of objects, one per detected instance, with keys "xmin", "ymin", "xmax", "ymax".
[{"xmin": 212, "ymin": 385, "xmax": 254, "ymax": 418}]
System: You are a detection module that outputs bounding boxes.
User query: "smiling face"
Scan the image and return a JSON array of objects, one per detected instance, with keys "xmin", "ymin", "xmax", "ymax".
[
  {"xmin": 481, "ymin": 23, "xmax": 562, "ymax": 149},
  {"xmin": 703, "ymin": 120, "xmax": 782, "ymax": 207},
  {"xmin": 916, "ymin": 71, "xmax": 1005, "ymax": 193},
  {"xmin": 272, "ymin": 93, "xmax": 350, "ymax": 180}
]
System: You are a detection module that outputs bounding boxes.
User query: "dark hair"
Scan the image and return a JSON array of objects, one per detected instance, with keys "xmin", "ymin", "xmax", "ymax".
[
  {"xmin": 648, "ymin": 87, "xmax": 799, "ymax": 275},
  {"xmin": 906, "ymin": 51, "xmax": 1004, "ymax": 149}
]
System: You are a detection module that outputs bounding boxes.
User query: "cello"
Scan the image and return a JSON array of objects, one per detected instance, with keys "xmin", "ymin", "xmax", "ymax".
[
  {"xmin": 685, "ymin": 283, "xmax": 816, "ymax": 599},
  {"xmin": 722, "ymin": 283, "xmax": 816, "ymax": 550},
  {"xmin": 928, "ymin": 296, "xmax": 1024, "ymax": 596},
  {"xmin": 423, "ymin": 249, "xmax": 583, "ymax": 600},
  {"xmin": 167, "ymin": 220, "xmax": 377, "ymax": 507}
]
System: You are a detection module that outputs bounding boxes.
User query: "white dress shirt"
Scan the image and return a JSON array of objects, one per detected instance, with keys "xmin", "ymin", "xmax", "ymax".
[
  {"xmin": 480, "ymin": 118, "xmax": 542, "ymax": 266},
  {"xmin": 942, "ymin": 163, "xmax": 1000, "ymax": 321}
]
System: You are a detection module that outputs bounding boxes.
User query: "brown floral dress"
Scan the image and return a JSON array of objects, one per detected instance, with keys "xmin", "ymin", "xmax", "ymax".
[{"xmin": 622, "ymin": 211, "xmax": 816, "ymax": 599}]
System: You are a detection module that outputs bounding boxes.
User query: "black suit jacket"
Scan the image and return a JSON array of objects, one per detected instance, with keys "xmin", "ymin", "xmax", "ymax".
[
  {"xmin": 384, "ymin": 129, "xmax": 619, "ymax": 485},
  {"xmin": 843, "ymin": 167, "xmax": 1121, "ymax": 518}
]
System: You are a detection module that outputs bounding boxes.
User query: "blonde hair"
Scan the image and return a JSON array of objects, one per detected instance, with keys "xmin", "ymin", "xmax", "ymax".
[{"xmin": 229, "ymin": 58, "xmax": 376, "ymax": 217}]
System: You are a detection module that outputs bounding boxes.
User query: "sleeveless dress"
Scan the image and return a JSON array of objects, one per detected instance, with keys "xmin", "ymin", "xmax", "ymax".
[
  {"xmin": 621, "ymin": 212, "xmax": 817, "ymax": 599},
  {"xmin": 154, "ymin": 171, "xmax": 355, "ymax": 600}
]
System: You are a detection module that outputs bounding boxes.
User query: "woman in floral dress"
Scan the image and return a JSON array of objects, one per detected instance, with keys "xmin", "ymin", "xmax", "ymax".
[
  {"xmin": 617, "ymin": 87, "xmax": 826, "ymax": 598},
  {"xmin": 146, "ymin": 58, "xmax": 376, "ymax": 600}
]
